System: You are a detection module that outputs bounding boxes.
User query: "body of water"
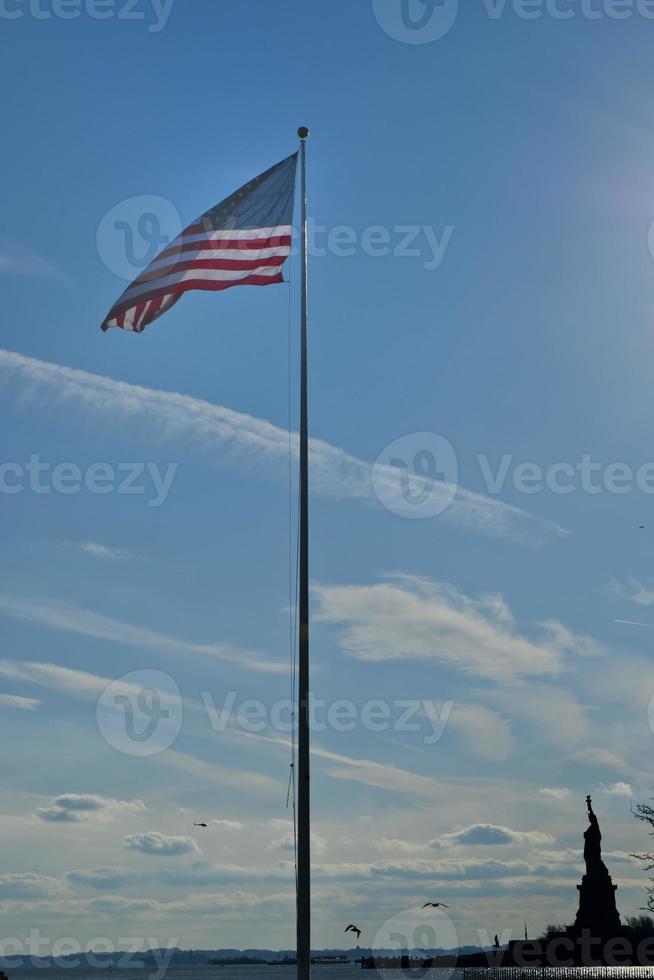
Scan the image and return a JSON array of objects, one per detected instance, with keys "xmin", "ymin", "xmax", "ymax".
[{"xmin": 8, "ymin": 964, "xmax": 654, "ymax": 980}]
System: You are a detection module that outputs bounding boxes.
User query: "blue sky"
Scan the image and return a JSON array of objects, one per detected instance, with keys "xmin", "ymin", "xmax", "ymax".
[{"xmin": 2, "ymin": 0, "xmax": 654, "ymax": 954}]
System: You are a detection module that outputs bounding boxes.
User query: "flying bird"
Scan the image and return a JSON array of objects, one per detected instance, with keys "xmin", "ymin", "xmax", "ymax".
[
  {"xmin": 193, "ymin": 822, "xmax": 208, "ymax": 828},
  {"xmin": 422, "ymin": 902, "xmax": 450, "ymax": 909},
  {"xmin": 345, "ymin": 924, "xmax": 362, "ymax": 941}
]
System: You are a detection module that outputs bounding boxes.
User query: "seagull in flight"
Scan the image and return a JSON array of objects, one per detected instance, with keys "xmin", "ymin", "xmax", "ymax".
[
  {"xmin": 422, "ymin": 902, "xmax": 450, "ymax": 909},
  {"xmin": 345, "ymin": 924, "xmax": 362, "ymax": 941}
]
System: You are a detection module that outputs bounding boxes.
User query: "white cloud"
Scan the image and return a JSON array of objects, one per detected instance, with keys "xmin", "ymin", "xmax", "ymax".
[
  {"xmin": 0, "ymin": 889, "xmax": 292, "ymax": 922},
  {"xmin": 80, "ymin": 542, "xmax": 140, "ymax": 560},
  {"xmin": 230, "ymin": 728, "xmax": 448, "ymax": 800},
  {"xmin": 153, "ymin": 749, "xmax": 280, "ymax": 797},
  {"xmin": 584, "ymin": 654, "xmax": 654, "ymax": 711},
  {"xmin": 540, "ymin": 621, "xmax": 607, "ymax": 658},
  {"xmin": 36, "ymin": 794, "xmax": 147, "ymax": 824},
  {"xmin": 311, "ymin": 744, "xmax": 445, "ymax": 800},
  {"xmin": 265, "ymin": 818, "xmax": 293, "ymax": 831},
  {"xmin": 0, "ymin": 693, "xmax": 40, "ymax": 710},
  {"xmin": 0, "ymin": 659, "xmax": 185, "ymax": 712},
  {"xmin": 570, "ymin": 747, "xmax": 629, "ymax": 770},
  {"xmin": 0, "ymin": 348, "xmax": 566, "ymax": 546},
  {"xmin": 611, "ymin": 579, "xmax": 654, "ymax": 606},
  {"xmin": 124, "ymin": 832, "xmax": 200, "ymax": 857},
  {"xmin": 270, "ymin": 831, "xmax": 327, "ymax": 856},
  {"xmin": 313, "ymin": 575, "xmax": 573, "ymax": 680},
  {"xmin": 491, "ymin": 684, "xmax": 592, "ymax": 749},
  {"xmin": 212, "ymin": 819, "xmax": 244, "ymax": 830},
  {"xmin": 374, "ymin": 838, "xmax": 430, "ymax": 855},
  {"xmin": 0, "ymin": 595, "xmax": 284, "ymax": 675},
  {"xmin": 66, "ymin": 867, "xmax": 137, "ymax": 890},
  {"xmin": 0, "ymin": 873, "xmax": 67, "ymax": 899},
  {"xmin": 600, "ymin": 782, "xmax": 633, "ymax": 797},
  {"xmin": 144, "ymin": 854, "xmax": 577, "ymax": 887},
  {"xmin": 538, "ymin": 788, "xmax": 571, "ymax": 799},
  {"xmin": 0, "ymin": 239, "xmax": 70, "ymax": 286},
  {"xmin": 446, "ymin": 703, "xmax": 512, "ymax": 760},
  {"xmin": 433, "ymin": 824, "xmax": 554, "ymax": 848}
]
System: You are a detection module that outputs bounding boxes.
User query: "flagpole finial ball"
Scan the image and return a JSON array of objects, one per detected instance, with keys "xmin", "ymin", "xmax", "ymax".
[{"xmin": 297, "ymin": 126, "xmax": 309, "ymax": 140}]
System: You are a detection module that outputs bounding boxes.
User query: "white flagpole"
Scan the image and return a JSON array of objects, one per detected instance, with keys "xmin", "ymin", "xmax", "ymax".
[{"xmin": 296, "ymin": 124, "xmax": 311, "ymax": 980}]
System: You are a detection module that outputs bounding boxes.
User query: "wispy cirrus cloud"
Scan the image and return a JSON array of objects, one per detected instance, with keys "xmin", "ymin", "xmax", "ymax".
[
  {"xmin": 313, "ymin": 574, "xmax": 596, "ymax": 681},
  {"xmin": 0, "ymin": 693, "xmax": 40, "ymax": 710},
  {"xmin": 0, "ymin": 594, "xmax": 284, "ymax": 675},
  {"xmin": 611, "ymin": 579, "xmax": 654, "ymax": 606},
  {"xmin": 152, "ymin": 749, "xmax": 281, "ymax": 797},
  {"xmin": 0, "ymin": 348, "xmax": 566, "ymax": 545},
  {"xmin": 80, "ymin": 541, "xmax": 141, "ymax": 560},
  {"xmin": 445, "ymin": 703, "xmax": 513, "ymax": 760},
  {"xmin": 0, "ymin": 239, "xmax": 71, "ymax": 287},
  {"xmin": 232, "ymin": 727, "xmax": 447, "ymax": 800},
  {"xmin": 0, "ymin": 657, "xmax": 141, "ymax": 701}
]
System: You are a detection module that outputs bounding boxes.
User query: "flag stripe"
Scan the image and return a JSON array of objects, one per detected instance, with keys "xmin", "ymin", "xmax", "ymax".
[
  {"xmin": 146, "ymin": 245, "xmax": 290, "ymax": 276},
  {"xmin": 118, "ymin": 262, "xmax": 283, "ymax": 306},
  {"xmin": 101, "ymin": 156, "xmax": 297, "ymax": 333},
  {"xmin": 105, "ymin": 274, "xmax": 284, "ymax": 330},
  {"xmin": 157, "ymin": 239, "xmax": 291, "ymax": 259},
  {"xmin": 179, "ymin": 224, "xmax": 292, "ymax": 242},
  {"xmin": 135, "ymin": 254, "xmax": 287, "ymax": 285}
]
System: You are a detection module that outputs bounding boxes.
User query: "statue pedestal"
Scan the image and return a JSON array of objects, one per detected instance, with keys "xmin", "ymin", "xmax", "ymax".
[{"xmin": 574, "ymin": 872, "xmax": 621, "ymax": 936}]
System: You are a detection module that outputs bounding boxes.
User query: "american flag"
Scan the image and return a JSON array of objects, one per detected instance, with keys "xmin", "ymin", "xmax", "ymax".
[{"xmin": 101, "ymin": 152, "xmax": 298, "ymax": 333}]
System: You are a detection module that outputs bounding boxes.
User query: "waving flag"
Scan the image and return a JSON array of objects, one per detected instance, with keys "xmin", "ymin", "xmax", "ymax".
[{"xmin": 101, "ymin": 152, "xmax": 298, "ymax": 333}]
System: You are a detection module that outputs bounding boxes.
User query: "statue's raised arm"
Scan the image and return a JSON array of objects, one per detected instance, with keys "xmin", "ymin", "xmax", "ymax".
[{"xmin": 584, "ymin": 795, "xmax": 606, "ymax": 877}]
